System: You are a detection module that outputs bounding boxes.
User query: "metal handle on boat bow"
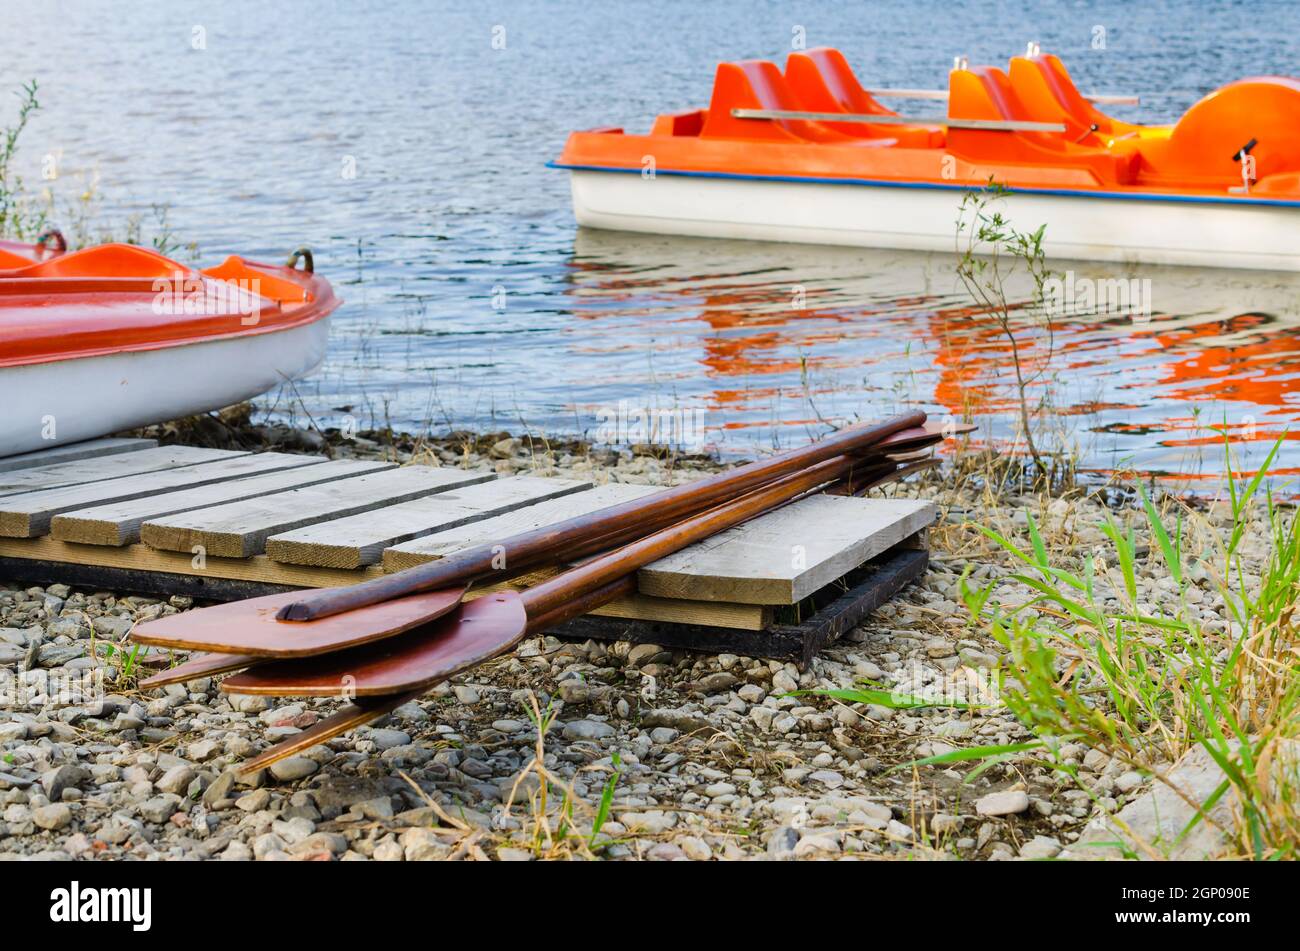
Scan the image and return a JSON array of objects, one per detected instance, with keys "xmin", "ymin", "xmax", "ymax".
[
  {"xmin": 286, "ymin": 247, "xmax": 315, "ymax": 273},
  {"xmin": 730, "ymin": 108, "xmax": 1066, "ymax": 133},
  {"xmin": 35, "ymin": 229, "xmax": 66, "ymax": 259}
]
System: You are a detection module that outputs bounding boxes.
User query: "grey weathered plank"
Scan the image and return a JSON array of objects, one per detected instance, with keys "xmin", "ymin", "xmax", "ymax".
[
  {"xmin": 51, "ymin": 458, "xmax": 394, "ymax": 546},
  {"xmin": 266, "ymin": 476, "xmax": 593, "ymax": 569},
  {"xmin": 0, "ymin": 452, "xmax": 313, "ymax": 538},
  {"xmin": 638, "ymin": 496, "xmax": 937, "ymax": 604},
  {"xmin": 382, "ymin": 482, "xmax": 663, "ymax": 571},
  {"xmin": 0, "ymin": 446, "xmax": 240, "ymax": 499},
  {"xmin": 142, "ymin": 466, "xmax": 496, "ymax": 558},
  {"xmin": 0, "ymin": 437, "xmax": 159, "ymax": 474}
]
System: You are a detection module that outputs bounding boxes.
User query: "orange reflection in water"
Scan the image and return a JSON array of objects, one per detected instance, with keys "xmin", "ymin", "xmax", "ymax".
[{"xmin": 562, "ymin": 235, "xmax": 1300, "ymax": 477}]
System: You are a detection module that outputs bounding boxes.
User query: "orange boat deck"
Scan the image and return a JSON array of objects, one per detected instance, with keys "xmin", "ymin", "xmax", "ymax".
[
  {"xmin": 554, "ymin": 48, "xmax": 1300, "ymax": 203},
  {"xmin": 0, "ymin": 244, "xmax": 339, "ymax": 369}
]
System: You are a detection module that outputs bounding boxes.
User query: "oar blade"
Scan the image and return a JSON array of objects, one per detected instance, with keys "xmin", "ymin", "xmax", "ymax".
[
  {"xmin": 220, "ymin": 592, "xmax": 528, "ymax": 697},
  {"xmin": 138, "ymin": 651, "xmax": 262, "ymax": 689},
  {"xmin": 129, "ymin": 586, "xmax": 467, "ymax": 657}
]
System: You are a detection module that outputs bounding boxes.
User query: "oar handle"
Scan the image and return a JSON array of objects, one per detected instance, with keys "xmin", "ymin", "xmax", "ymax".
[{"xmin": 520, "ymin": 454, "xmax": 856, "ymax": 622}]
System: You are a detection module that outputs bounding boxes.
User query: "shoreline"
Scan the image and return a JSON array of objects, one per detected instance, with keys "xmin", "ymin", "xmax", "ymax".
[{"xmin": 0, "ymin": 412, "xmax": 1288, "ymax": 861}]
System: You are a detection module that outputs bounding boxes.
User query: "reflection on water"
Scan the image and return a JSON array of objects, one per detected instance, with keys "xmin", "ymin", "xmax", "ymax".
[
  {"xmin": 5, "ymin": 0, "xmax": 1300, "ymax": 479},
  {"xmin": 558, "ymin": 232, "xmax": 1300, "ymax": 477}
]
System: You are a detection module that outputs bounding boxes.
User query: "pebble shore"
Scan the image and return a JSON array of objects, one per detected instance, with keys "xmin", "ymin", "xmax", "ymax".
[{"xmin": 0, "ymin": 420, "xmax": 1270, "ymax": 861}]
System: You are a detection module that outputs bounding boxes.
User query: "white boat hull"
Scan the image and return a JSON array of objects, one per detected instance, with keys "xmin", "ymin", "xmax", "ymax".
[
  {"xmin": 569, "ymin": 170, "xmax": 1300, "ymax": 271},
  {"xmin": 0, "ymin": 317, "xmax": 330, "ymax": 457}
]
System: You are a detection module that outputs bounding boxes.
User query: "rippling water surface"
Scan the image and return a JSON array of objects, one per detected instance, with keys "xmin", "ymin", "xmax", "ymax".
[{"xmin": 5, "ymin": 1, "xmax": 1299, "ymax": 477}]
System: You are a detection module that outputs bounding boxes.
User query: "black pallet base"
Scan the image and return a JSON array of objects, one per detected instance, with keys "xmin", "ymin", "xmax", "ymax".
[{"xmin": 551, "ymin": 545, "xmax": 928, "ymax": 668}]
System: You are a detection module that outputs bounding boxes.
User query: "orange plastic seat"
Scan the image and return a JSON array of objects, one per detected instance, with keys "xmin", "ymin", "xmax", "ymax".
[
  {"xmin": 1124, "ymin": 77, "xmax": 1300, "ymax": 189},
  {"xmin": 946, "ymin": 65, "xmax": 1139, "ymax": 184},
  {"xmin": 783, "ymin": 48, "xmax": 944, "ymax": 147},
  {"xmin": 699, "ymin": 60, "xmax": 897, "ymax": 146},
  {"xmin": 1007, "ymin": 53, "xmax": 1168, "ymax": 144}
]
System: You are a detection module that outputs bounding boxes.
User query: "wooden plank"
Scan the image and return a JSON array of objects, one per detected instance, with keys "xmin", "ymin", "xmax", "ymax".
[
  {"xmin": 141, "ymin": 466, "xmax": 496, "ymax": 558},
  {"xmin": 637, "ymin": 496, "xmax": 936, "ymax": 604},
  {"xmin": 0, "ymin": 452, "xmax": 317, "ymax": 539},
  {"xmin": 382, "ymin": 482, "xmax": 664, "ymax": 571},
  {"xmin": 266, "ymin": 476, "xmax": 594, "ymax": 569},
  {"xmin": 0, "ymin": 446, "xmax": 246, "ymax": 499},
  {"xmin": 0, "ymin": 535, "xmax": 383, "ymax": 588},
  {"xmin": 0, "ymin": 437, "xmax": 159, "ymax": 473},
  {"xmin": 51, "ymin": 458, "xmax": 393, "ymax": 547}
]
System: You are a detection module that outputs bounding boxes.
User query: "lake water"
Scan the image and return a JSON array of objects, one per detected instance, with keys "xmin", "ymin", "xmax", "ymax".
[{"xmin": 5, "ymin": 0, "xmax": 1299, "ymax": 478}]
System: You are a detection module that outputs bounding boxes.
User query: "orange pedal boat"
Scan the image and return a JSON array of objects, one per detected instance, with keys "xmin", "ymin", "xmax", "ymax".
[
  {"xmin": 553, "ymin": 48, "xmax": 1300, "ymax": 270},
  {"xmin": 0, "ymin": 242, "xmax": 338, "ymax": 457}
]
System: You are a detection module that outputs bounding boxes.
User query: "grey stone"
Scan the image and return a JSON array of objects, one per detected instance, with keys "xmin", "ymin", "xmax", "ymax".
[
  {"xmin": 37, "ymin": 644, "xmax": 84, "ymax": 667},
  {"xmin": 47, "ymin": 617, "xmax": 90, "ymax": 639},
  {"xmin": 401, "ymin": 827, "xmax": 451, "ymax": 861},
  {"xmin": 91, "ymin": 615, "xmax": 134, "ymax": 639},
  {"xmin": 236, "ymin": 789, "xmax": 272, "ymax": 813},
  {"xmin": 365, "ymin": 729, "xmax": 411, "ymax": 751},
  {"xmin": 0, "ymin": 722, "xmax": 27, "ymax": 743},
  {"xmin": 272, "ymin": 816, "xmax": 316, "ymax": 844},
  {"xmin": 41, "ymin": 764, "xmax": 87, "ymax": 800},
  {"xmin": 1115, "ymin": 770, "xmax": 1146, "ymax": 794},
  {"xmin": 202, "ymin": 771, "xmax": 238, "ymax": 808},
  {"xmin": 155, "ymin": 765, "xmax": 196, "ymax": 796},
  {"xmin": 693, "ymin": 672, "xmax": 739, "ymax": 695},
  {"xmin": 679, "ymin": 836, "xmax": 712, "ymax": 861},
  {"xmin": 269, "ymin": 757, "xmax": 319, "ymax": 782},
  {"xmin": 562, "ymin": 719, "xmax": 614, "ymax": 742},
  {"xmin": 138, "ymin": 795, "xmax": 180, "ymax": 823},
  {"xmin": 1019, "ymin": 835, "xmax": 1062, "ymax": 860},
  {"xmin": 619, "ymin": 811, "xmax": 677, "ymax": 835},
  {"xmin": 766, "ymin": 825, "xmax": 799, "ymax": 857},
  {"xmin": 625, "ymin": 643, "xmax": 663, "ymax": 668},
  {"xmin": 975, "ymin": 790, "xmax": 1030, "ymax": 817},
  {"xmin": 1072, "ymin": 743, "xmax": 1298, "ymax": 860},
  {"xmin": 33, "ymin": 803, "xmax": 72, "ymax": 831},
  {"xmin": 288, "ymin": 832, "xmax": 347, "ymax": 856}
]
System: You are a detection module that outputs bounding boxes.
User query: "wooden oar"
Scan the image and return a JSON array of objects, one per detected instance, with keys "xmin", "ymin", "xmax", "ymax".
[
  {"xmin": 229, "ymin": 455, "xmax": 862, "ymax": 772},
  {"xmin": 232, "ymin": 578, "xmax": 640, "ymax": 775},
  {"xmin": 138, "ymin": 650, "xmax": 259, "ymax": 689},
  {"xmin": 731, "ymin": 107, "xmax": 1067, "ymax": 133},
  {"xmin": 136, "ymin": 447, "xmax": 932, "ymax": 688},
  {"xmin": 131, "ymin": 586, "xmax": 467, "ymax": 657},
  {"xmin": 220, "ymin": 452, "xmax": 862, "ymax": 699},
  {"xmin": 267, "ymin": 412, "xmax": 927, "ymax": 622},
  {"xmin": 129, "ymin": 424, "xmax": 947, "ymax": 663}
]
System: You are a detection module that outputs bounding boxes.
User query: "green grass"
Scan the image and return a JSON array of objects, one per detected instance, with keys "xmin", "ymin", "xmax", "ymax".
[{"xmin": 952, "ymin": 433, "xmax": 1299, "ymax": 858}]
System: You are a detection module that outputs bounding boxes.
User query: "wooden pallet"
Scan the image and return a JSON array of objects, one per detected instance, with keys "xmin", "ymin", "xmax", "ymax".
[{"xmin": 0, "ymin": 437, "xmax": 937, "ymax": 662}]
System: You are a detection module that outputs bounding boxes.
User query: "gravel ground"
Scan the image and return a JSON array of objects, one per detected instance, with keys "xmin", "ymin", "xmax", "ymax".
[{"xmin": 0, "ymin": 421, "xmax": 1270, "ymax": 861}]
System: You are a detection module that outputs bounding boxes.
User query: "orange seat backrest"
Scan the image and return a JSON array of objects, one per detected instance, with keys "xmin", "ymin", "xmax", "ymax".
[
  {"xmin": 1007, "ymin": 56, "xmax": 1103, "ymax": 139},
  {"xmin": 785, "ymin": 47, "xmax": 944, "ymax": 147},
  {"xmin": 946, "ymin": 66, "xmax": 1139, "ymax": 183},
  {"xmin": 700, "ymin": 60, "xmax": 854, "ymax": 142},
  {"xmin": 949, "ymin": 66, "xmax": 1070, "ymax": 151},
  {"xmin": 786, "ymin": 48, "xmax": 894, "ymax": 116}
]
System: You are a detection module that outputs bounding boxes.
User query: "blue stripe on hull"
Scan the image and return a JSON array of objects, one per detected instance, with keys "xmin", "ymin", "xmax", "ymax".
[{"xmin": 547, "ymin": 161, "xmax": 1300, "ymax": 210}]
